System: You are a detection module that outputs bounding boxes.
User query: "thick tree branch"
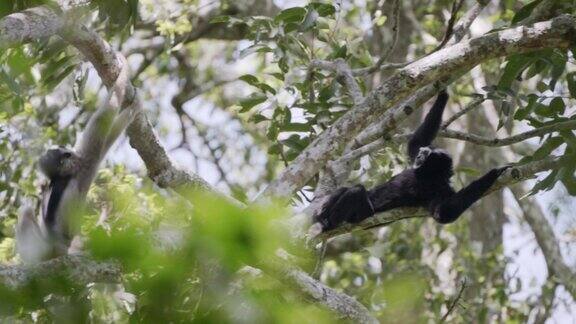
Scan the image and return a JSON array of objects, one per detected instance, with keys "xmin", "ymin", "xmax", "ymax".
[
  {"xmin": 271, "ymin": 265, "xmax": 378, "ymax": 323},
  {"xmin": 259, "ymin": 16, "xmax": 576, "ymax": 200},
  {"xmin": 0, "ymin": 6, "xmax": 63, "ymax": 49},
  {"xmin": 0, "ymin": 6, "xmax": 220, "ymax": 197},
  {"xmin": 346, "ymin": 0, "xmax": 489, "ymax": 152},
  {"xmin": 0, "ymin": 255, "xmax": 121, "ymax": 289}
]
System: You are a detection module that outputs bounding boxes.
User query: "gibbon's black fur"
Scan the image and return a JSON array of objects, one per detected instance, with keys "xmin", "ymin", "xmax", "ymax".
[
  {"xmin": 314, "ymin": 91, "xmax": 508, "ymax": 232},
  {"xmin": 40, "ymin": 148, "xmax": 78, "ymax": 226}
]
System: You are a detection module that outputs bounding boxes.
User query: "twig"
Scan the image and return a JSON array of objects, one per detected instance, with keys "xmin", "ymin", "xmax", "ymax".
[
  {"xmin": 441, "ymin": 279, "xmax": 467, "ymax": 322},
  {"xmin": 441, "ymin": 96, "xmax": 485, "ymax": 129},
  {"xmin": 432, "ymin": 0, "xmax": 466, "ymax": 53},
  {"xmin": 440, "ymin": 119, "xmax": 576, "ymax": 147},
  {"xmin": 312, "ymin": 240, "xmax": 328, "ymax": 279},
  {"xmin": 334, "ymin": 58, "xmax": 364, "ymax": 105},
  {"xmin": 354, "ymin": 0, "xmax": 401, "ymax": 76}
]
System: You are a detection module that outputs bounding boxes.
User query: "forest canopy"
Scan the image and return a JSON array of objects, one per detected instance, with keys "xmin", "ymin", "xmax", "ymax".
[{"xmin": 0, "ymin": 0, "xmax": 575, "ymax": 322}]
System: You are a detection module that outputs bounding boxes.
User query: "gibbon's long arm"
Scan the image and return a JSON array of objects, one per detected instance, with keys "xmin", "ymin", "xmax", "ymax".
[
  {"xmin": 407, "ymin": 91, "xmax": 448, "ymax": 162},
  {"xmin": 432, "ymin": 167, "xmax": 508, "ymax": 224},
  {"xmin": 75, "ymin": 55, "xmax": 132, "ymax": 189},
  {"xmin": 101, "ymin": 94, "xmax": 139, "ymax": 154}
]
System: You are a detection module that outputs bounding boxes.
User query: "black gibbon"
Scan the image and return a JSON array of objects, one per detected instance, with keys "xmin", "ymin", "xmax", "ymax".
[{"xmin": 314, "ymin": 91, "xmax": 508, "ymax": 232}]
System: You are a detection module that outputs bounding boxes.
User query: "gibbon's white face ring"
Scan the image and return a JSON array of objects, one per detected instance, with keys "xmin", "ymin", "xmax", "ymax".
[{"xmin": 413, "ymin": 147, "xmax": 432, "ymax": 168}]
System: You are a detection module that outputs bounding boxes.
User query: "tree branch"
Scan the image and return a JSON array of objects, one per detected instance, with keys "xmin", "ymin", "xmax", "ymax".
[
  {"xmin": 0, "ymin": 255, "xmax": 121, "ymax": 289},
  {"xmin": 270, "ymin": 265, "xmax": 378, "ymax": 323},
  {"xmin": 439, "ymin": 119, "xmax": 576, "ymax": 147},
  {"xmin": 441, "ymin": 96, "xmax": 485, "ymax": 129},
  {"xmin": 353, "ymin": 0, "xmax": 401, "ymax": 76},
  {"xmin": 0, "ymin": 6, "xmax": 63, "ymax": 49}
]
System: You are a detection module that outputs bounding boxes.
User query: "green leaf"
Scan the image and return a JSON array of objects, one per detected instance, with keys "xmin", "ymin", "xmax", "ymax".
[
  {"xmin": 559, "ymin": 130, "xmax": 576, "ymax": 149},
  {"xmin": 498, "ymin": 54, "xmax": 536, "ymax": 89},
  {"xmin": 332, "ymin": 45, "xmax": 347, "ymax": 59},
  {"xmin": 310, "ymin": 3, "xmax": 336, "ymax": 17},
  {"xmin": 548, "ymin": 51, "xmax": 567, "ymax": 91},
  {"xmin": 530, "ymin": 169, "xmax": 558, "ymax": 194},
  {"xmin": 283, "ymin": 22, "xmax": 300, "ymax": 33},
  {"xmin": 281, "ymin": 123, "xmax": 310, "ymax": 132},
  {"xmin": 300, "ymin": 9, "xmax": 319, "ymax": 31},
  {"xmin": 534, "ymin": 102, "xmax": 554, "ymax": 118},
  {"xmin": 511, "ymin": 0, "xmax": 544, "ymax": 24},
  {"xmin": 515, "ymin": 94, "xmax": 538, "ymax": 120},
  {"xmin": 268, "ymin": 143, "xmax": 282, "ymax": 154},
  {"xmin": 275, "ymin": 7, "xmax": 306, "ymax": 23},
  {"xmin": 239, "ymin": 74, "xmax": 260, "ymax": 86},
  {"xmin": 531, "ymin": 137, "xmax": 564, "ymax": 160},
  {"xmin": 549, "ymin": 97, "xmax": 565, "ymax": 114},
  {"xmin": 278, "ymin": 57, "xmax": 289, "ymax": 73},
  {"xmin": 239, "ymin": 93, "xmax": 267, "ymax": 113},
  {"xmin": 238, "ymin": 74, "xmax": 276, "ymax": 94},
  {"xmin": 524, "ymin": 58, "xmax": 548, "ymax": 79},
  {"xmin": 536, "ymin": 81, "xmax": 548, "ymax": 93},
  {"xmin": 269, "ymin": 73, "xmax": 285, "ymax": 81},
  {"xmin": 567, "ymin": 72, "xmax": 576, "ymax": 98},
  {"xmin": 210, "ymin": 15, "xmax": 231, "ymax": 24},
  {"xmin": 43, "ymin": 65, "xmax": 77, "ymax": 91},
  {"xmin": 280, "ymin": 134, "xmax": 309, "ymax": 151},
  {"xmin": 240, "ymin": 43, "xmax": 273, "ymax": 58},
  {"xmin": 266, "ymin": 124, "xmax": 279, "ymax": 140},
  {"xmin": 0, "ymin": 69, "xmax": 20, "ymax": 94},
  {"xmin": 249, "ymin": 114, "xmax": 269, "ymax": 123},
  {"xmin": 561, "ymin": 174, "xmax": 576, "ymax": 195}
]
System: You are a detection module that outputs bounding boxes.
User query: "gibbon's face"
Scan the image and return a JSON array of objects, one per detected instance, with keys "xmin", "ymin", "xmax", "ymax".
[
  {"xmin": 39, "ymin": 147, "xmax": 80, "ymax": 179},
  {"xmin": 413, "ymin": 147, "xmax": 453, "ymax": 175}
]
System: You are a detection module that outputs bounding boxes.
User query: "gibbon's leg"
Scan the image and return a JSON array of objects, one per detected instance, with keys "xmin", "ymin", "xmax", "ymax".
[
  {"xmin": 407, "ymin": 90, "xmax": 448, "ymax": 162},
  {"xmin": 314, "ymin": 185, "xmax": 374, "ymax": 231},
  {"xmin": 16, "ymin": 206, "xmax": 53, "ymax": 263},
  {"xmin": 432, "ymin": 167, "xmax": 508, "ymax": 224}
]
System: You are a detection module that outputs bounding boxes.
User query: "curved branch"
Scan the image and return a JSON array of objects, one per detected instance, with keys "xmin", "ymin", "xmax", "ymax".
[
  {"xmin": 0, "ymin": 6, "xmax": 63, "ymax": 49},
  {"xmin": 57, "ymin": 18, "xmax": 230, "ymax": 201}
]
